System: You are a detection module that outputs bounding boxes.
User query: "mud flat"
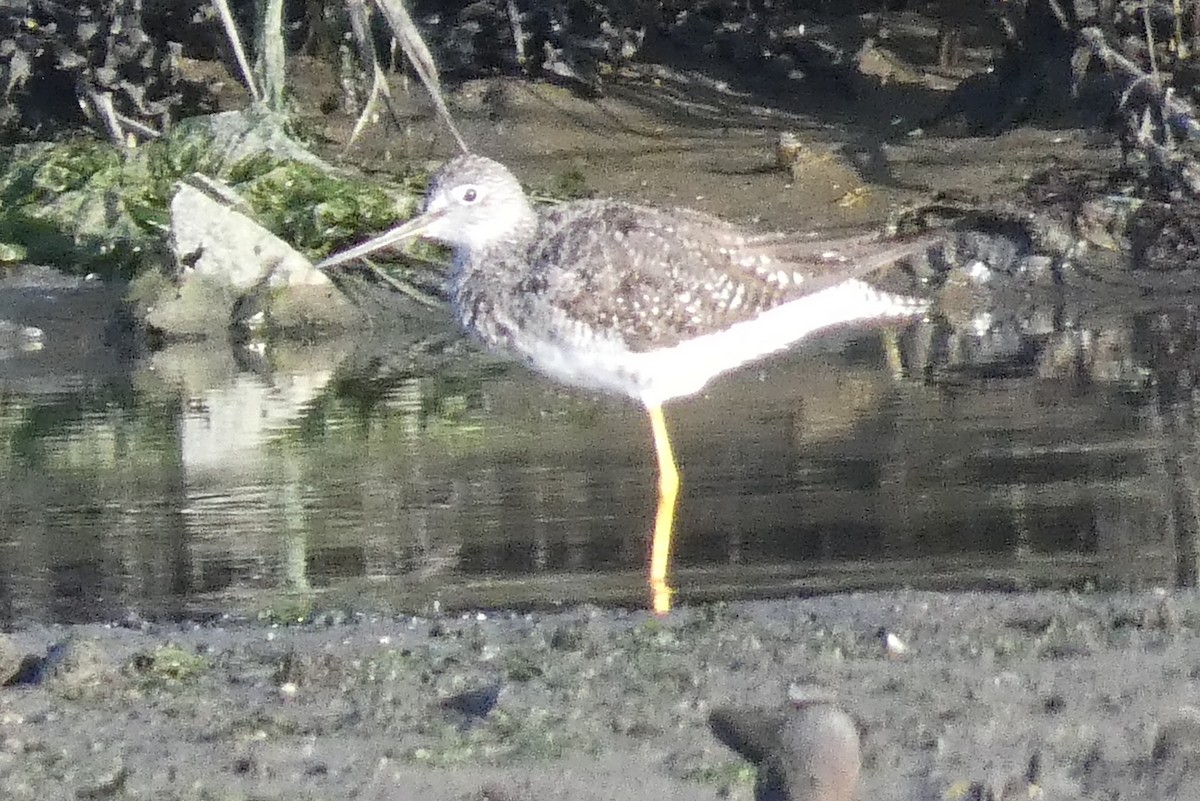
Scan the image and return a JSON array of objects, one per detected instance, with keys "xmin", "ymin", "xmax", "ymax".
[{"xmin": 2, "ymin": 590, "xmax": 1199, "ymax": 800}]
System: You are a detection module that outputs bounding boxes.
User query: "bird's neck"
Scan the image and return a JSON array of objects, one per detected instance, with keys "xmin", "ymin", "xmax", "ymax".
[
  {"xmin": 451, "ymin": 210, "xmax": 539, "ymax": 282},
  {"xmin": 447, "ymin": 211, "xmax": 541, "ymax": 345}
]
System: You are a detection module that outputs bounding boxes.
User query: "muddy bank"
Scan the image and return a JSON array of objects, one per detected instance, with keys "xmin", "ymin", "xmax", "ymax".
[{"xmin": 2, "ymin": 590, "xmax": 1199, "ymax": 800}]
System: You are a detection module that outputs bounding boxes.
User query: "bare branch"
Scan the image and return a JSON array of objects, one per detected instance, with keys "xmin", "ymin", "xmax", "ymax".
[
  {"xmin": 370, "ymin": 0, "xmax": 469, "ymax": 154},
  {"xmin": 211, "ymin": 0, "xmax": 262, "ymax": 103}
]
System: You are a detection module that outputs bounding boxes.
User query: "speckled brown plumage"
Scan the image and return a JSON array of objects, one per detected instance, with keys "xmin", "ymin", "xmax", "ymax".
[{"xmin": 522, "ymin": 200, "xmax": 931, "ymax": 351}]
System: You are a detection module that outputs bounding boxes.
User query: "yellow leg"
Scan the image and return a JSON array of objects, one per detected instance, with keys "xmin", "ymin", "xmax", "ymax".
[{"xmin": 647, "ymin": 403, "xmax": 680, "ymax": 614}]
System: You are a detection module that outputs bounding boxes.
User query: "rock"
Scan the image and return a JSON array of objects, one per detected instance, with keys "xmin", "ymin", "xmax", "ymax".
[
  {"xmin": 0, "ymin": 634, "xmax": 21, "ymax": 686},
  {"xmin": 170, "ymin": 175, "xmax": 324, "ymax": 293},
  {"xmin": 152, "ymin": 174, "xmax": 360, "ymax": 336},
  {"xmin": 775, "ymin": 703, "xmax": 861, "ymax": 801},
  {"xmin": 710, "ymin": 693, "xmax": 861, "ymax": 801},
  {"xmin": 4, "ymin": 637, "xmax": 116, "ymax": 693},
  {"xmin": 143, "ymin": 272, "xmax": 240, "ymax": 338},
  {"xmin": 44, "ymin": 638, "xmax": 118, "ymax": 695}
]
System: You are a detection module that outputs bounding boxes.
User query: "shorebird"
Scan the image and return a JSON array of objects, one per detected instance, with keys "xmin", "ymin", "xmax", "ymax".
[{"xmin": 318, "ymin": 154, "xmax": 936, "ymax": 612}]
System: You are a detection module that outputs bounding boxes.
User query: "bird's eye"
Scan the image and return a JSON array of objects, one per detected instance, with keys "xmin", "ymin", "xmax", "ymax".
[{"xmin": 461, "ymin": 187, "xmax": 478, "ymax": 203}]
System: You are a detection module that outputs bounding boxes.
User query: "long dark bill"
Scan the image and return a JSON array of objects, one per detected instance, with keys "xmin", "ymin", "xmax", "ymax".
[{"xmin": 316, "ymin": 206, "xmax": 449, "ymax": 269}]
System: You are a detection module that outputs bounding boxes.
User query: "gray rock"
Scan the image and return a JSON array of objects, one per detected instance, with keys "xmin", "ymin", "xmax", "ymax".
[
  {"xmin": 710, "ymin": 696, "xmax": 861, "ymax": 801},
  {"xmin": 776, "ymin": 703, "xmax": 861, "ymax": 801},
  {"xmin": 153, "ymin": 175, "xmax": 360, "ymax": 337},
  {"xmin": 0, "ymin": 634, "xmax": 21, "ymax": 685}
]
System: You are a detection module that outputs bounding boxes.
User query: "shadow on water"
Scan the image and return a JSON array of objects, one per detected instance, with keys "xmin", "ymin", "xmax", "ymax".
[{"xmin": 0, "ymin": 259, "xmax": 1197, "ymax": 624}]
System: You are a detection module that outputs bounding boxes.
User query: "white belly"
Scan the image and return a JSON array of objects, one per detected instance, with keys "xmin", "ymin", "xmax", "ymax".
[{"xmin": 508, "ymin": 279, "xmax": 926, "ymax": 407}]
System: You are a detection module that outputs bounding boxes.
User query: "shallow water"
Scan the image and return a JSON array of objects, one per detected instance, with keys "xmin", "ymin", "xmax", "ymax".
[
  {"xmin": 3, "ymin": 73, "xmax": 1193, "ymax": 623},
  {"xmin": 1, "ymin": 280, "xmax": 1191, "ymax": 624}
]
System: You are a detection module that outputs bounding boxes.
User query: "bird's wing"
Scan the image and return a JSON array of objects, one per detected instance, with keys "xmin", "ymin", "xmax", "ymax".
[{"xmin": 523, "ymin": 200, "xmax": 936, "ymax": 351}]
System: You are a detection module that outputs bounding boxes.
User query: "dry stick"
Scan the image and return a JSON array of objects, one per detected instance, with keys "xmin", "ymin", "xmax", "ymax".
[
  {"xmin": 506, "ymin": 0, "xmax": 527, "ymax": 66},
  {"xmin": 84, "ymin": 90, "xmax": 125, "ymax": 145},
  {"xmin": 114, "ymin": 113, "xmax": 162, "ymax": 139},
  {"xmin": 1079, "ymin": 26, "xmax": 1200, "ymax": 197},
  {"xmin": 1142, "ymin": 2, "xmax": 1159, "ymax": 76},
  {"xmin": 1174, "ymin": 0, "xmax": 1187, "ymax": 56},
  {"xmin": 257, "ymin": 0, "xmax": 288, "ymax": 110},
  {"xmin": 343, "ymin": 0, "xmax": 429, "ymax": 159},
  {"xmin": 371, "ymin": 0, "xmax": 469, "ymax": 154},
  {"xmin": 1044, "ymin": 0, "xmax": 1072, "ymax": 29},
  {"xmin": 991, "ymin": 0, "xmax": 1019, "ymax": 43},
  {"xmin": 344, "ymin": 0, "xmax": 393, "ymax": 150},
  {"xmin": 211, "ymin": 0, "xmax": 262, "ymax": 103}
]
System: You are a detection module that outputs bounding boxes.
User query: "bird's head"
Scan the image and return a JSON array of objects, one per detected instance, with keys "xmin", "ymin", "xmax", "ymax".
[{"xmin": 317, "ymin": 154, "xmax": 537, "ymax": 269}]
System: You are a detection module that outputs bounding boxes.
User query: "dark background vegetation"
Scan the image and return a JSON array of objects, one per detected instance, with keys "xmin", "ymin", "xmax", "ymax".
[{"xmin": 0, "ymin": 0, "xmax": 1196, "ymax": 146}]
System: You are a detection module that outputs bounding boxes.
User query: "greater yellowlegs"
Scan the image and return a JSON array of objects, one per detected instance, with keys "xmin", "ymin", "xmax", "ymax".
[{"xmin": 318, "ymin": 154, "xmax": 937, "ymax": 612}]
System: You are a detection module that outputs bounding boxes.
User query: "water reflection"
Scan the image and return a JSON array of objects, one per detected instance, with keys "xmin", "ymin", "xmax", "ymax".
[{"xmin": 0, "ymin": 281, "xmax": 1195, "ymax": 624}]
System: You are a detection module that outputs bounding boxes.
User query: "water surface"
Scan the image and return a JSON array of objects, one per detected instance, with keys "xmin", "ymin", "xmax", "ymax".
[{"xmin": 1, "ymin": 280, "xmax": 1189, "ymax": 624}]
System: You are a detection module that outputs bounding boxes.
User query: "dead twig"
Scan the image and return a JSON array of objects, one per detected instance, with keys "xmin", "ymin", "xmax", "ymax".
[
  {"xmin": 369, "ymin": 0, "xmax": 469, "ymax": 154},
  {"xmin": 211, "ymin": 0, "xmax": 262, "ymax": 103}
]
